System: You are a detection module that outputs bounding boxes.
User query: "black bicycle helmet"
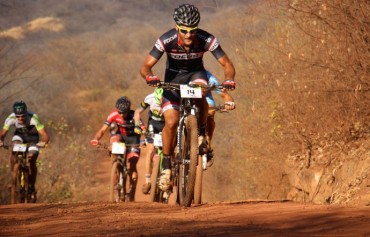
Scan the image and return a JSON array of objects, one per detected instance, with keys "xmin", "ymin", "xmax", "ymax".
[
  {"xmin": 13, "ymin": 101, "xmax": 27, "ymax": 115},
  {"xmin": 115, "ymin": 96, "xmax": 131, "ymax": 113},
  {"xmin": 173, "ymin": 4, "xmax": 200, "ymax": 27}
]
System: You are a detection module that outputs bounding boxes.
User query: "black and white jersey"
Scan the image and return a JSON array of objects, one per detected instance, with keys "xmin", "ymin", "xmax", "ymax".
[{"xmin": 149, "ymin": 28, "xmax": 226, "ymax": 74}]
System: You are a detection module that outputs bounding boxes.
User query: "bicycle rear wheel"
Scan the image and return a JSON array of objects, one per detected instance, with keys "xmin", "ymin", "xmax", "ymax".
[
  {"xmin": 179, "ymin": 115, "xmax": 198, "ymax": 207},
  {"xmin": 109, "ymin": 161, "xmax": 123, "ymax": 202},
  {"xmin": 123, "ymin": 166, "xmax": 133, "ymax": 202}
]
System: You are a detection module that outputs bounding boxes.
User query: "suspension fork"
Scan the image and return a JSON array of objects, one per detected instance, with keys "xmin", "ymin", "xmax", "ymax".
[{"xmin": 176, "ymin": 103, "xmax": 187, "ymax": 164}]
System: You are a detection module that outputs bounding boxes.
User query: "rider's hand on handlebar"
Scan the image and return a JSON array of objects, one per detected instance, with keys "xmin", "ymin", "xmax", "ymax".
[
  {"xmin": 222, "ymin": 80, "xmax": 236, "ymax": 91},
  {"xmin": 146, "ymin": 75, "xmax": 160, "ymax": 87},
  {"xmin": 224, "ymin": 101, "xmax": 236, "ymax": 110},
  {"xmin": 90, "ymin": 139, "xmax": 99, "ymax": 146}
]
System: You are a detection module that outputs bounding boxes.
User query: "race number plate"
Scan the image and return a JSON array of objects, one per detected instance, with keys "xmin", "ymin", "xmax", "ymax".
[
  {"xmin": 153, "ymin": 134, "xmax": 163, "ymax": 147},
  {"xmin": 13, "ymin": 144, "xmax": 27, "ymax": 152},
  {"xmin": 180, "ymin": 85, "xmax": 202, "ymax": 98},
  {"xmin": 111, "ymin": 142, "xmax": 126, "ymax": 154}
]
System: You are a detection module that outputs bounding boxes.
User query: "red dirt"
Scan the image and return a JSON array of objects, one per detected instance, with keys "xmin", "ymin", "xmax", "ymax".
[
  {"xmin": 1, "ymin": 201, "xmax": 369, "ymax": 236},
  {"xmin": 1, "ymin": 148, "xmax": 369, "ymax": 237}
]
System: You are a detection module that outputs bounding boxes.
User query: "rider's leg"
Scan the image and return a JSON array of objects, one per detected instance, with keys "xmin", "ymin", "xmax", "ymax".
[
  {"xmin": 127, "ymin": 155, "xmax": 139, "ymax": 201},
  {"xmin": 10, "ymin": 138, "xmax": 22, "ymax": 203},
  {"xmin": 159, "ymin": 109, "xmax": 179, "ymax": 190},
  {"xmin": 142, "ymin": 143, "xmax": 154, "ymax": 194},
  {"xmin": 162, "ymin": 109, "xmax": 179, "ymax": 156},
  {"xmin": 195, "ymin": 97, "xmax": 209, "ymax": 154},
  {"xmin": 206, "ymin": 112, "xmax": 216, "ymax": 167},
  {"xmin": 145, "ymin": 143, "xmax": 154, "ymax": 179},
  {"xmin": 206, "ymin": 111, "xmax": 216, "ymax": 148},
  {"xmin": 10, "ymin": 152, "xmax": 18, "ymax": 204}
]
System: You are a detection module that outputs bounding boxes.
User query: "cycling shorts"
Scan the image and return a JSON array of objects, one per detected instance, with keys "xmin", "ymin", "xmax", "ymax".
[{"xmin": 162, "ymin": 70, "xmax": 208, "ymax": 112}]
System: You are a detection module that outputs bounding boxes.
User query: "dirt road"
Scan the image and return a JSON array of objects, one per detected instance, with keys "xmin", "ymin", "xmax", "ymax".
[
  {"xmin": 1, "ymin": 148, "xmax": 369, "ymax": 237},
  {"xmin": 1, "ymin": 201, "xmax": 369, "ymax": 236}
]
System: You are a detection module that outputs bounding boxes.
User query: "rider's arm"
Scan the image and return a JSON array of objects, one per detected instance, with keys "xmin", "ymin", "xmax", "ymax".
[
  {"xmin": 219, "ymin": 90, "xmax": 236, "ymax": 111},
  {"xmin": 93, "ymin": 124, "xmax": 109, "ymax": 141},
  {"xmin": 140, "ymin": 55, "xmax": 159, "ymax": 79},
  {"xmin": 0, "ymin": 129, "xmax": 8, "ymax": 145},
  {"xmin": 38, "ymin": 128, "xmax": 49, "ymax": 144},
  {"xmin": 217, "ymin": 54, "xmax": 235, "ymax": 81},
  {"xmin": 31, "ymin": 114, "xmax": 49, "ymax": 144},
  {"xmin": 134, "ymin": 107, "xmax": 145, "ymax": 125},
  {"xmin": 219, "ymin": 90, "xmax": 234, "ymax": 103}
]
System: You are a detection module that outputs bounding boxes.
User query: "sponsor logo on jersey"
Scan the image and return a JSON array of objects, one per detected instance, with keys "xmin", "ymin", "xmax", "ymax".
[
  {"xmin": 163, "ymin": 34, "xmax": 177, "ymax": 44},
  {"xmin": 208, "ymin": 38, "xmax": 219, "ymax": 51},
  {"xmin": 169, "ymin": 52, "xmax": 204, "ymax": 60},
  {"xmin": 155, "ymin": 39, "xmax": 165, "ymax": 52}
]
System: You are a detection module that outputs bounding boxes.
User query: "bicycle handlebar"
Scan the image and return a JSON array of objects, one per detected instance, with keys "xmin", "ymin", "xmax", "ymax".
[
  {"xmin": 158, "ymin": 81, "xmax": 224, "ymax": 91},
  {"xmin": 1, "ymin": 143, "xmax": 47, "ymax": 150},
  {"xmin": 93, "ymin": 142, "xmax": 142, "ymax": 149}
]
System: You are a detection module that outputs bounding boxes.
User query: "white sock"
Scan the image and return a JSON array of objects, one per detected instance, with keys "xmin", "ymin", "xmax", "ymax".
[{"xmin": 145, "ymin": 174, "xmax": 151, "ymax": 183}]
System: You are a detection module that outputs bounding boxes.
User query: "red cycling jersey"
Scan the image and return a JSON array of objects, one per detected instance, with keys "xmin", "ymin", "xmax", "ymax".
[{"xmin": 104, "ymin": 109, "xmax": 139, "ymax": 137}]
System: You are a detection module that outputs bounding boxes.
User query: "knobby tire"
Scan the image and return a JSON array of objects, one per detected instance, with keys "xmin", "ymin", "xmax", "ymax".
[
  {"xmin": 179, "ymin": 115, "xmax": 198, "ymax": 207},
  {"xmin": 109, "ymin": 161, "xmax": 122, "ymax": 202},
  {"xmin": 11, "ymin": 163, "xmax": 20, "ymax": 204}
]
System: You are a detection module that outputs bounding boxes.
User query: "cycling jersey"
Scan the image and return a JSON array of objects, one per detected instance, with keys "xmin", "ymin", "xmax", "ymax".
[
  {"xmin": 139, "ymin": 93, "xmax": 165, "ymax": 136},
  {"xmin": 139, "ymin": 93, "xmax": 164, "ymax": 122},
  {"xmin": 3, "ymin": 112, "xmax": 44, "ymax": 143},
  {"xmin": 104, "ymin": 109, "xmax": 139, "ymax": 137},
  {"xmin": 150, "ymin": 28, "xmax": 226, "ymax": 77}
]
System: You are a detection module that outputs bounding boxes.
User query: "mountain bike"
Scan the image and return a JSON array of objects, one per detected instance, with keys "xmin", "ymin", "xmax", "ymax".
[
  {"xmin": 158, "ymin": 82, "xmax": 224, "ymax": 207},
  {"xmin": 97, "ymin": 141, "xmax": 139, "ymax": 203},
  {"xmin": 3, "ymin": 143, "xmax": 46, "ymax": 204},
  {"xmin": 94, "ymin": 123, "xmax": 140, "ymax": 202}
]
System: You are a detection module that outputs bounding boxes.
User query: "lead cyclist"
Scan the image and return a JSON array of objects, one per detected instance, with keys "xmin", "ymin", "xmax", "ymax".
[{"xmin": 139, "ymin": 4, "xmax": 236, "ymax": 191}]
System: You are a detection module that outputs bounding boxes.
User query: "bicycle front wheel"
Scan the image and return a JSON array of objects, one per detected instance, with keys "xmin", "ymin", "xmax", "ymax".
[
  {"xmin": 109, "ymin": 161, "xmax": 123, "ymax": 202},
  {"xmin": 179, "ymin": 114, "xmax": 198, "ymax": 207},
  {"xmin": 10, "ymin": 164, "xmax": 21, "ymax": 204}
]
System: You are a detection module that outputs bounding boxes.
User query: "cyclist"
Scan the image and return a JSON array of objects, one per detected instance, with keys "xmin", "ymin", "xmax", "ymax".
[
  {"xmin": 139, "ymin": 3, "xmax": 236, "ymax": 191},
  {"xmin": 134, "ymin": 88, "xmax": 165, "ymax": 195},
  {"xmin": 205, "ymin": 71, "xmax": 236, "ymax": 167},
  {"xmin": 0, "ymin": 101, "xmax": 49, "ymax": 201},
  {"xmin": 90, "ymin": 96, "xmax": 144, "ymax": 201}
]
